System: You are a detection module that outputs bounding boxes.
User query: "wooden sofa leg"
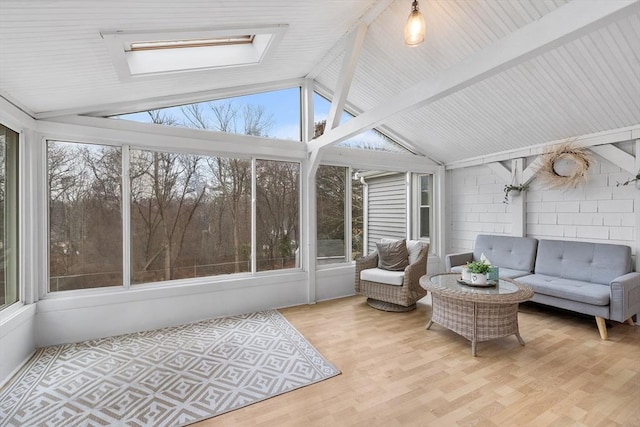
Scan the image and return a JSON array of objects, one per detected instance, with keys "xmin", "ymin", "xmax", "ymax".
[
  {"xmin": 595, "ymin": 316, "xmax": 608, "ymax": 340},
  {"xmin": 626, "ymin": 318, "xmax": 636, "ymax": 326}
]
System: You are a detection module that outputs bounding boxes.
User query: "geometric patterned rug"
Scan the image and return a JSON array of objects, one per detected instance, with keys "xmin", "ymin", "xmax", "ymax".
[{"xmin": 0, "ymin": 310, "xmax": 340, "ymax": 426}]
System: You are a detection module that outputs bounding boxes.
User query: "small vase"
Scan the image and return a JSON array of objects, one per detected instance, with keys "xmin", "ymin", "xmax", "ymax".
[{"xmin": 470, "ymin": 273, "xmax": 487, "ymax": 285}]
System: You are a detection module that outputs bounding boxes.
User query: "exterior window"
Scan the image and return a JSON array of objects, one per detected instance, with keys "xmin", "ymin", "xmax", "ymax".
[
  {"xmin": 130, "ymin": 150, "xmax": 252, "ymax": 283},
  {"xmin": 313, "ymin": 92, "xmax": 411, "ymax": 153},
  {"xmin": 351, "ymin": 174, "xmax": 363, "ymax": 260},
  {"xmin": 1, "ymin": 124, "xmax": 18, "ymax": 309},
  {"xmin": 316, "ymin": 165, "xmax": 347, "ymax": 264},
  {"xmin": 48, "ymin": 141, "xmax": 122, "ymax": 291},
  {"xmin": 418, "ymin": 175, "xmax": 432, "ymax": 240},
  {"xmin": 113, "ymin": 87, "xmax": 301, "ymax": 141},
  {"xmin": 256, "ymin": 159, "xmax": 300, "ymax": 272}
]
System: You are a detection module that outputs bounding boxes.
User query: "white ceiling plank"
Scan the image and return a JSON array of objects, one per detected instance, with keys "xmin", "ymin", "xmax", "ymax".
[
  {"xmin": 305, "ymin": 0, "xmax": 393, "ymax": 80},
  {"xmin": 326, "ymin": 23, "xmax": 368, "ymax": 131},
  {"xmin": 308, "ymin": 0, "xmax": 640, "ymax": 153}
]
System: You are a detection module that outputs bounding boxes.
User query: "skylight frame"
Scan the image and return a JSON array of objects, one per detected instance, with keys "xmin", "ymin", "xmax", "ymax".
[
  {"xmin": 101, "ymin": 26, "xmax": 287, "ymax": 80},
  {"xmin": 128, "ymin": 35, "xmax": 255, "ymax": 51}
]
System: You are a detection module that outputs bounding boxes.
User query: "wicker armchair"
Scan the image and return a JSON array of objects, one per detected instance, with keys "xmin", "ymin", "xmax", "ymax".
[{"xmin": 355, "ymin": 242, "xmax": 429, "ymax": 312}]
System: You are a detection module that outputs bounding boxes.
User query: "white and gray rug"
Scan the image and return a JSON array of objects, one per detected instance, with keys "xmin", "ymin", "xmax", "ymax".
[{"xmin": 0, "ymin": 310, "xmax": 340, "ymax": 426}]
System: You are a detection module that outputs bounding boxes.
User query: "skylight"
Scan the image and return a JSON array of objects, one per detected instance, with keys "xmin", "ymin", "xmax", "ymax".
[{"xmin": 102, "ymin": 26, "xmax": 287, "ymax": 80}]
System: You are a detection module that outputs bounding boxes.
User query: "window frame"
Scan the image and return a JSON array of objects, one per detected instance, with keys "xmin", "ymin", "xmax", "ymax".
[
  {"xmin": 0, "ymin": 124, "xmax": 19, "ymax": 311},
  {"xmin": 45, "ymin": 139, "xmax": 304, "ymax": 295},
  {"xmin": 412, "ymin": 173, "xmax": 433, "ymax": 248}
]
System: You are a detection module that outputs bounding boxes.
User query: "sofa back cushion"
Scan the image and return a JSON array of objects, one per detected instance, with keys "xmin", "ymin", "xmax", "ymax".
[
  {"xmin": 534, "ymin": 239, "xmax": 632, "ymax": 284},
  {"xmin": 473, "ymin": 234, "xmax": 538, "ymax": 272}
]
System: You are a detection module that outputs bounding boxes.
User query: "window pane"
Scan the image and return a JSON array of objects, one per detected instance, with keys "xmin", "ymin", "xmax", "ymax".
[
  {"xmin": 130, "ymin": 150, "xmax": 252, "ymax": 283},
  {"xmin": 351, "ymin": 172, "xmax": 363, "ymax": 260},
  {"xmin": 48, "ymin": 141, "xmax": 122, "ymax": 291},
  {"xmin": 316, "ymin": 165, "xmax": 346, "ymax": 265},
  {"xmin": 420, "ymin": 175, "xmax": 430, "ymax": 205},
  {"xmin": 313, "ymin": 92, "xmax": 410, "ymax": 153},
  {"xmin": 420, "ymin": 207, "xmax": 430, "ymax": 238},
  {"xmin": 113, "ymin": 87, "xmax": 301, "ymax": 141},
  {"xmin": 419, "ymin": 175, "xmax": 431, "ymax": 240},
  {"xmin": 256, "ymin": 159, "xmax": 300, "ymax": 272},
  {"xmin": 1, "ymin": 124, "xmax": 18, "ymax": 309}
]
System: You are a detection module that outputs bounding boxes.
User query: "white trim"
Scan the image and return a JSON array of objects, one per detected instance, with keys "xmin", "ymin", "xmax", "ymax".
[
  {"xmin": 590, "ymin": 144, "xmax": 636, "ymax": 175},
  {"xmin": 251, "ymin": 159, "xmax": 258, "ymax": 274},
  {"xmin": 38, "ymin": 116, "xmax": 307, "ymax": 162},
  {"xmin": 635, "ymin": 140, "xmax": 640, "ymax": 273},
  {"xmin": 446, "ymin": 125, "xmax": 640, "ymax": 170},
  {"xmin": 313, "ymin": 82, "xmax": 430, "ymax": 158},
  {"xmin": 37, "ymin": 78, "xmax": 304, "ymax": 120},
  {"xmin": 122, "ymin": 145, "xmax": 131, "ymax": 288},
  {"xmin": 326, "ymin": 23, "xmax": 367, "ymax": 132}
]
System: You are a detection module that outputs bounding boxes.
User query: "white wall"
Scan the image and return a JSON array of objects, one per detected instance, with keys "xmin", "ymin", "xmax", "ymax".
[
  {"xmin": 446, "ymin": 141, "xmax": 638, "ymax": 267},
  {"xmin": 36, "ymin": 273, "xmax": 309, "ymax": 347},
  {"xmin": 526, "ymin": 151, "xmax": 636, "ymax": 260},
  {"xmin": 0, "ymin": 305, "xmax": 36, "ymax": 386},
  {"xmin": 447, "ymin": 164, "xmax": 513, "ymax": 253}
]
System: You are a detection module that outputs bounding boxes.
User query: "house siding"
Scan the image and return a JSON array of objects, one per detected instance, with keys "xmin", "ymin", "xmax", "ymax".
[{"xmin": 367, "ymin": 174, "xmax": 406, "ymax": 254}]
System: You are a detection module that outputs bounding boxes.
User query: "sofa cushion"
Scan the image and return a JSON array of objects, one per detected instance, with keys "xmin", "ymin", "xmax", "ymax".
[
  {"xmin": 376, "ymin": 239, "xmax": 409, "ymax": 271},
  {"xmin": 517, "ymin": 274, "xmax": 610, "ymax": 306},
  {"xmin": 534, "ymin": 240, "xmax": 632, "ymax": 285},
  {"xmin": 473, "ymin": 235, "xmax": 537, "ymax": 272},
  {"xmin": 360, "ymin": 268, "xmax": 405, "ymax": 286}
]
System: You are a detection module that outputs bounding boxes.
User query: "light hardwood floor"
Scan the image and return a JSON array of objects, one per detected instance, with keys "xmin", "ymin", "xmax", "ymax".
[{"xmin": 194, "ymin": 295, "xmax": 640, "ymax": 427}]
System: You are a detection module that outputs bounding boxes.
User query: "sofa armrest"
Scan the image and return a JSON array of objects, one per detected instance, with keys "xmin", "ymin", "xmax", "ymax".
[
  {"xmin": 445, "ymin": 252, "xmax": 473, "ymax": 271},
  {"xmin": 355, "ymin": 252, "xmax": 378, "ymax": 293},
  {"xmin": 609, "ymin": 272, "xmax": 640, "ymax": 323}
]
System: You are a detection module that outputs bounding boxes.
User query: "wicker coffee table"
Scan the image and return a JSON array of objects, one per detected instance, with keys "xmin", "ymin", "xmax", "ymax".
[{"xmin": 420, "ymin": 273, "xmax": 533, "ymax": 356}]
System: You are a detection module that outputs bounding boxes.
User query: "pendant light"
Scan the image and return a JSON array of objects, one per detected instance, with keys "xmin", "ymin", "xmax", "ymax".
[{"xmin": 404, "ymin": 0, "xmax": 426, "ymax": 47}]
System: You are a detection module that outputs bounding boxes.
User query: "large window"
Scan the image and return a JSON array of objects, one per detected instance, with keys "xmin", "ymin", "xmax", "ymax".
[
  {"xmin": 315, "ymin": 166, "xmax": 364, "ymax": 264},
  {"xmin": 114, "ymin": 87, "xmax": 301, "ymax": 141},
  {"xmin": 48, "ymin": 141, "xmax": 122, "ymax": 291},
  {"xmin": 48, "ymin": 140, "xmax": 300, "ymax": 291},
  {"xmin": 1, "ymin": 124, "xmax": 18, "ymax": 309},
  {"xmin": 130, "ymin": 150, "xmax": 252, "ymax": 283},
  {"xmin": 317, "ymin": 165, "xmax": 347, "ymax": 264},
  {"xmin": 256, "ymin": 160, "xmax": 300, "ymax": 272}
]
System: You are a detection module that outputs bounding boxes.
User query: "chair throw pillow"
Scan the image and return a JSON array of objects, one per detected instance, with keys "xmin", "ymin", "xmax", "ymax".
[{"xmin": 376, "ymin": 239, "xmax": 409, "ymax": 271}]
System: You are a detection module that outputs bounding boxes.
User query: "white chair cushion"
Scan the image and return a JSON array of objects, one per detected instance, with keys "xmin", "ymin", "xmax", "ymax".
[
  {"xmin": 360, "ymin": 268, "xmax": 405, "ymax": 286},
  {"xmin": 380, "ymin": 238, "xmax": 424, "ymax": 265}
]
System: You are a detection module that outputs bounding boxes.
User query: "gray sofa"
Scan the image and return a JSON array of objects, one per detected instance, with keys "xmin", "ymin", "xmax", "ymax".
[{"xmin": 446, "ymin": 234, "xmax": 640, "ymax": 340}]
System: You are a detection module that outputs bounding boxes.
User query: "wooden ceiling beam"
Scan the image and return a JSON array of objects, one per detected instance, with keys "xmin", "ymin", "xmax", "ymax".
[{"xmin": 308, "ymin": 0, "xmax": 640, "ymax": 153}]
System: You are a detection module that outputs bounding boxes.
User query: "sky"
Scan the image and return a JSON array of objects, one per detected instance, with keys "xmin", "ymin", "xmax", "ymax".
[{"xmin": 116, "ymin": 88, "xmax": 407, "ymax": 152}]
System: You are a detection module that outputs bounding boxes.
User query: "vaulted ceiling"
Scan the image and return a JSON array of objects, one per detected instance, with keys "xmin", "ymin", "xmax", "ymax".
[{"xmin": 1, "ymin": 0, "xmax": 638, "ymax": 164}]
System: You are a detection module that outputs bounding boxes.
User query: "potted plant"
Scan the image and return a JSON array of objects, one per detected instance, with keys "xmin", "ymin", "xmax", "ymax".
[
  {"xmin": 503, "ymin": 184, "xmax": 528, "ymax": 204},
  {"xmin": 466, "ymin": 261, "xmax": 491, "ymax": 285}
]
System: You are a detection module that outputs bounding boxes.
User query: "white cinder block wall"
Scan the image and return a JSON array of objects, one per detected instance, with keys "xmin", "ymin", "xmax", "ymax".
[
  {"xmin": 447, "ymin": 144, "xmax": 637, "ymax": 266},
  {"xmin": 447, "ymin": 164, "xmax": 513, "ymax": 254}
]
